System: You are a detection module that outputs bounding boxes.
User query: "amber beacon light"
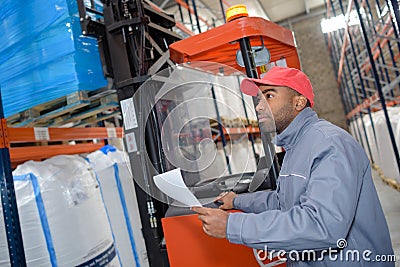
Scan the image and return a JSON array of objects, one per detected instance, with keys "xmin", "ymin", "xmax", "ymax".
[{"xmin": 226, "ymin": 4, "xmax": 249, "ymax": 22}]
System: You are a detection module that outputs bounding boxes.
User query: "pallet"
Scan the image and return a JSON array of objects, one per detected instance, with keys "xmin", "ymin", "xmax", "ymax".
[
  {"xmin": 382, "ymin": 178, "xmax": 400, "ymax": 191},
  {"xmin": 210, "ymin": 117, "xmax": 259, "ymax": 128},
  {"xmin": 373, "ymin": 163, "xmax": 400, "ymax": 192},
  {"xmin": 7, "ymin": 90, "xmax": 120, "ymax": 127}
]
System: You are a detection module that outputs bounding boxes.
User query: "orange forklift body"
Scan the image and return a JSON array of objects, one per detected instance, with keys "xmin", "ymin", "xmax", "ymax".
[
  {"xmin": 169, "ymin": 16, "xmax": 301, "ymax": 75},
  {"xmin": 162, "ymin": 213, "xmax": 286, "ymax": 267}
]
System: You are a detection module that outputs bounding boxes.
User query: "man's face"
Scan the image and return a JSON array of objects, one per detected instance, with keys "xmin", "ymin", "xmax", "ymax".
[{"xmin": 256, "ymin": 85, "xmax": 299, "ymax": 134}]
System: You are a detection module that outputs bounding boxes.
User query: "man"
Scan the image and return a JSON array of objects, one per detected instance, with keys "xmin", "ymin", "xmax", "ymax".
[{"xmin": 192, "ymin": 67, "xmax": 394, "ymax": 266}]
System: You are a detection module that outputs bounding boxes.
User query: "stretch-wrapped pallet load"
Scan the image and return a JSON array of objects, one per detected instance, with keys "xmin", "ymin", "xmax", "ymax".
[
  {"xmin": 87, "ymin": 146, "xmax": 149, "ymax": 267},
  {"xmin": 373, "ymin": 107, "xmax": 400, "ymax": 182},
  {"xmin": 350, "ymin": 107, "xmax": 400, "ymax": 183},
  {"xmin": 362, "ymin": 114, "xmax": 380, "ymax": 165},
  {"xmin": 0, "ymin": 155, "xmax": 119, "ymax": 266},
  {"xmin": 0, "ymin": 0, "xmax": 107, "ymax": 117}
]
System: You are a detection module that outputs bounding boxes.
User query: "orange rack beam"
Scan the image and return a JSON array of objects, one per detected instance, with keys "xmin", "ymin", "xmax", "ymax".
[
  {"xmin": 10, "ymin": 143, "xmax": 105, "ymax": 166},
  {"xmin": 8, "ymin": 127, "xmax": 123, "ymax": 168},
  {"xmin": 222, "ymin": 126, "xmax": 260, "ymax": 135},
  {"xmin": 211, "ymin": 126, "xmax": 260, "ymax": 142},
  {"xmin": 8, "ymin": 127, "xmax": 123, "ymax": 143}
]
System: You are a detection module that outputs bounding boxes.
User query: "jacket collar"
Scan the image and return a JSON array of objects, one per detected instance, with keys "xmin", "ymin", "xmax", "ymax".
[{"xmin": 273, "ymin": 108, "xmax": 318, "ymax": 150}]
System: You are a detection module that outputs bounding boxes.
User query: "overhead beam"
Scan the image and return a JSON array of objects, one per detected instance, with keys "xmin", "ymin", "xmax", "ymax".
[{"xmin": 255, "ymin": 0, "xmax": 270, "ymax": 20}]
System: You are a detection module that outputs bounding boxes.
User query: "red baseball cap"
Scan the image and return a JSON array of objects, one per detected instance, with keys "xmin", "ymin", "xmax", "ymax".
[{"xmin": 240, "ymin": 66, "xmax": 315, "ymax": 107}]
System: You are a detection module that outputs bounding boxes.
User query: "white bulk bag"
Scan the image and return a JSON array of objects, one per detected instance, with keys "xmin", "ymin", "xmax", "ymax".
[
  {"xmin": 87, "ymin": 146, "xmax": 149, "ymax": 267},
  {"xmin": 3, "ymin": 155, "xmax": 120, "ymax": 267}
]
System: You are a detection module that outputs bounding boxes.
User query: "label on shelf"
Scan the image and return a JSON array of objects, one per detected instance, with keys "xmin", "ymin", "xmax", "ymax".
[
  {"xmin": 120, "ymin": 98, "xmax": 138, "ymax": 130},
  {"xmin": 34, "ymin": 127, "xmax": 50, "ymax": 141},
  {"xmin": 106, "ymin": 128, "xmax": 117, "ymax": 138}
]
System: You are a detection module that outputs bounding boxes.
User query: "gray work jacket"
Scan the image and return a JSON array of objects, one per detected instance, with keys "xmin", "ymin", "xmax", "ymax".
[{"xmin": 227, "ymin": 108, "xmax": 394, "ymax": 266}]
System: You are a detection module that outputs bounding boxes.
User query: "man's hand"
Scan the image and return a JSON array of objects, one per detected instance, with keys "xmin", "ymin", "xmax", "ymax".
[
  {"xmin": 191, "ymin": 207, "xmax": 229, "ymax": 238},
  {"xmin": 214, "ymin": 191, "xmax": 236, "ymax": 210}
]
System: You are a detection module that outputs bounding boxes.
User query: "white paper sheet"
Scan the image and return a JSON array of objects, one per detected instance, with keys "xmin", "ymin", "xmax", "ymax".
[{"xmin": 153, "ymin": 168, "xmax": 202, "ymax": 207}]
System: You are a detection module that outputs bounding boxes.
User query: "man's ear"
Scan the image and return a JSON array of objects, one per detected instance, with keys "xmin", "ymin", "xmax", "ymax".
[{"xmin": 294, "ymin": 96, "xmax": 308, "ymax": 111}]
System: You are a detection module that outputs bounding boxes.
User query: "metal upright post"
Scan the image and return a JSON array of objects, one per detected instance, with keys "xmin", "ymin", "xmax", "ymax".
[
  {"xmin": 336, "ymin": 0, "xmax": 375, "ymax": 162},
  {"xmin": 331, "ymin": 22, "xmax": 366, "ymax": 149},
  {"xmin": 365, "ymin": 0, "xmax": 394, "ymax": 98},
  {"xmin": 0, "ymin": 90, "xmax": 26, "ymax": 266},
  {"xmin": 354, "ymin": 0, "xmax": 400, "ymax": 174},
  {"xmin": 185, "ymin": 0, "xmax": 195, "ymax": 32},
  {"xmin": 325, "ymin": 1, "xmax": 351, "ymax": 116},
  {"xmin": 177, "ymin": 3, "xmax": 184, "ymax": 24},
  {"xmin": 351, "ymin": 37, "xmax": 381, "ymax": 160},
  {"xmin": 390, "ymin": 0, "xmax": 400, "ymax": 34},
  {"xmin": 385, "ymin": 0, "xmax": 400, "ymax": 50},
  {"xmin": 211, "ymin": 85, "xmax": 232, "ymax": 174},
  {"xmin": 238, "ymin": 38, "xmax": 259, "ymax": 78},
  {"xmin": 191, "ymin": 0, "xmax": 202, "ymax": 33},
  {"xmin": 220, "ymin": 0, "xmax": 226, "ymax": 23},
  {"xmin": 237, "ymin": 75, "xmax": 259, "ymax": 165},
  {"xmin": 238, "ymin": 37, "xmax": 278, "ymax": 189},
  {"xmin": 377, "ymin": 0, "xmax": 400, "ymax": 82}
]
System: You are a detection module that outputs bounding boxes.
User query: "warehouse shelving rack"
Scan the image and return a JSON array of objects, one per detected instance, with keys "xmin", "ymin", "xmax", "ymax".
[
  {"xmin": 324, "ymin": 0, "xmax": 400, "ymax": 189},
  {"xmin": 1, "ymin": 117, "xmax": 123, "ymax": 266},
  {"xmin": 2, "ymin": 0, "xmax": 182, "ymax": 262},
  {"xmin": 0, "ymin": 0, "xmax": 183, "ymax": 265},
  {"xmin": 0, "ymin": 87, "xmax": 125, "ymax": 266},
  {"xmin": 0, "ymin": 93, "xmax": 26, "ymax": 265}
]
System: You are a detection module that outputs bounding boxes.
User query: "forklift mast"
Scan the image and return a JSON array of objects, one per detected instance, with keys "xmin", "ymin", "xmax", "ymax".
[{"xmin": 77, "ymin": 1, "xmax": 181, "ymax": 266}]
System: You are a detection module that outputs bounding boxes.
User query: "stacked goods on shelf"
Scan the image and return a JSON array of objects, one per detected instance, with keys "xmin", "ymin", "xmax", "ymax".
[
  {"xmin": 397, "ymin": 122, "xmax": 400, "ymax": 173},
  {"xmin": 349, "ymin": 107, "xmax": 400, "ymax": 183},
  {"xmin": 227, "ymin": 140, "xmax": 257, "ymax": 174},
  {"xmin": 197, "ymin": 140, "xmax": 260, "ymax": 181},
  {"xmin": 0, "ymin": 0, "xmax": 107, "ymax": 118},
  {"xmin": 373, "ymin": 108, "xmax": 400, "ymax": 183},
  {"xmin": 195, "ymin": 142, "xmax": 230, "ymax": 180},
  {"xmin": 87, "ymin": 145, "xmax": 149, "ymax": 267},
  {"xmin": 365, "ymin": 115, "xmax": 380, "ymax": 164},
  {"xmin": 213, "ymin": 75, "xmax": 256, "ymax": 127},
  {"xmin": 0, "ymin": 155, "xmax": 119, "ymax": 266}
]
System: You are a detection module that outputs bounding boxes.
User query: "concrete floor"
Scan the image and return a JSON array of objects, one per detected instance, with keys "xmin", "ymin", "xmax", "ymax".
[{"xmin": 373, "ymin": 171, "xmax": 400, "ymax": 265}]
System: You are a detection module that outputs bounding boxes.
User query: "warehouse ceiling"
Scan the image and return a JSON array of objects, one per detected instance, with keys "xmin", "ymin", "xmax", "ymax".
[{"xmin": 150, "ymin": 0, "xmax": 326, "ymax": 27}]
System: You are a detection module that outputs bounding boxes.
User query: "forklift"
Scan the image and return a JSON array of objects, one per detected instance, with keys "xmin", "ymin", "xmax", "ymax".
[{"xmin": 77, "ymin": 1, "xmax": 300, "ymax": 266}]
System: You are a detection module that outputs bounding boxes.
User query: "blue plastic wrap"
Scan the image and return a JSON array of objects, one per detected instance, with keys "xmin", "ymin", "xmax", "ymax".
[{"xmin": 0, "ymin": 0, "xmax": 107, "ymax": 117}]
